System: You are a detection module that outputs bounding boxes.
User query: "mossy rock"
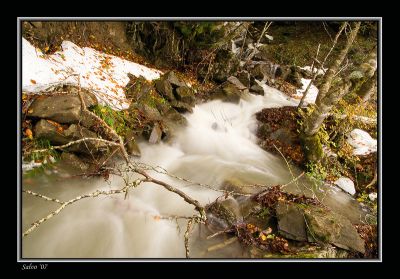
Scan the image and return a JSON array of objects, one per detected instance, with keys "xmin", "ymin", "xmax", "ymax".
[{"xmin": 301, "ymin": 133, "xmax": 324, "ymax": 162}]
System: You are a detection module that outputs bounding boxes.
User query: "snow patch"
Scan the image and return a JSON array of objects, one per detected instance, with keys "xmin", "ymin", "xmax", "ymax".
[
  {"xmin": 22, "ymin": 38, "xmax": 163, "ymax": 110},
  {"xmin": 300, "ymin": 65, "xmax": 326, "ymax": 76},
  {"xmin": 334, "ymin": 177, "xmax": 356, "ymax": 195},
  {"xmin": 265, "ymin": 34, "xmax": 273, "ymax": 41},
  {"xmin": 293, "ymin": 78, "xmax": 319, "ymax": 104},
  {"xmin": 369, "ymin": 192, "xmax": 377, "ymax": 201},
  {"xmin": 347, "ymin": 129, "xmax": 377, "ymax": 155}
]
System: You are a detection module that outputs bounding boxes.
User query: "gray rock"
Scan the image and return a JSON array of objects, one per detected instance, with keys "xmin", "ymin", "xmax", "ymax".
[
  {"xmin": 27, "ymin": 93, "xmax": 97, "ymax": 124},
  {"xmin": 34, "ymin": 119, "xmax": 70, "ymax": 145},
  {"xmin": 34, "ymin": 120, "xmax": 108, "ymax": 155},
  {"xmin": 206, "ymin": 197, "xmax": 240, "ymax": 230},
  {"xmin": 250, "ymin": 84, "xmax": 264, "ymax": 95},
  {"xmin": 164, "ymin": 71, "xmax": 186, "ymax": 87},
  {"xmin": 125, "ymin": 130, "xmax": 141, "ymax": 157},
  {"xmin": 149, "ymin": 123, "xmax": 162, "ymax": 144},
  {"xmin": 137, "ymin": 104, "xmax": 162, "ymax": 121},
  {"xmin": 170, "ymin": 100, "xmax": 193, "ymax": 113},
  {"xmin": 284, "ymin": 66, "xmax": 303, "ymax": 87},
  {"xmin": 175, "ymin": 86, "xmax": 195, "ymax": 105},
  {"xmin": 63, "ymin": 124, "xmax": 108, "ymax": 154},
  {"xmin": 236, "ymin": 71, "xmax": 251, "ymax": 87},
  {"xmin": 155, "ymin": 78, "xmax": 175, "ymax": 101},
  {"xmin": 60, "ymin": 152, "xmax": 90, "ymax": 171},
  {"xmin": 305, "ymin": 207, "xmax": 365, "ymax": 254},
  {"xmin": 275, "ymin": 201, "xmax": 365, "ymax": 253},
  {"xmin": 276, "ymin": 201, "xmax": 308, "ymax": 241},
  {"xmin": 227, "ymin": 76, "xmax": 247, "ymax": 90}
]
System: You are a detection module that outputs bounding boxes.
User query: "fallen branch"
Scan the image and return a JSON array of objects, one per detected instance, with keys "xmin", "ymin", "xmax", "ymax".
[
  {"xmin": 22, "ymin": 190, "xmax": 64, "ymax": 205},
  {"xmin": 184, "ymin": 218, "xmax": 194, "ymax": 258},
  {"xmin": 23, "ymin": 179, "xmax": 143, "ymax": 237},
  {"xmin": 26, "ymin": 137, "xmax": 120, "ymax": 154},
  {"xmin": 132, "ymin": 166, "xmax": 206, "ymax": 221}
]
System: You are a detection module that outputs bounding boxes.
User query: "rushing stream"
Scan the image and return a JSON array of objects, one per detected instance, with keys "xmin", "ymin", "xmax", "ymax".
[{"xmin": 22, "ymin": 84, "xmax": 369, "ymax": 258}]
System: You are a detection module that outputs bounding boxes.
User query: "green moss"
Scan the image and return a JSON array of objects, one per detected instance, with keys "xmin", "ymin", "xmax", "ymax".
[{"xmin": 90, "ymin": 104, "xmax": 131, "ymax": 137}]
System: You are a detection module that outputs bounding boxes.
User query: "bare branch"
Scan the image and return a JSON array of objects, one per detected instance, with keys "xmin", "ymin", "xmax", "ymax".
[
  {"xmin": 23, "ymin": 179, "xmax": 143, "ymax": 237},
  {"xmin": 22, "ymin": 190, "xmax": 64, "ymax": 205},
  {"xmin": 26, "ymin": 137, "xmax": 120, "ymax": 154}
]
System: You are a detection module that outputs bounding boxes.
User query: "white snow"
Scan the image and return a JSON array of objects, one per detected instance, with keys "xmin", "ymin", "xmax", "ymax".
[
  {"xmin": 334, "ymin": 177, "xmax": 356, "ymax": 195},
  {"xmin": 300, "ymin": 65, "xmax": 326, "ymax": 76},
  {"xmin": 22, "ymin": 38, "xmax": 163, "ymax": 110},
  {"xmin": 369, "ymin": 192, "xmax": 377, "ymax": 201},
  {"xmin": 347, "ymin": 129, "xmax": 377, "ymax": 155},
  {"xmin": 265, "ymin": 34, "xmax": 274, "ymax": 41},
  {"xmin": 293, "ymin": 78, "xmax": 319, "ymax": 104}
]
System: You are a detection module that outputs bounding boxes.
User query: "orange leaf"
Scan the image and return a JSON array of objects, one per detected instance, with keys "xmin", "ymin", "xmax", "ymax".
[
  {"xmin": 30, "ymin": 79, "xmax": 36, "ymax": 84},
  {"xmin": 25, "ymin": 128, "xmax": 33, "ymax": 139}
]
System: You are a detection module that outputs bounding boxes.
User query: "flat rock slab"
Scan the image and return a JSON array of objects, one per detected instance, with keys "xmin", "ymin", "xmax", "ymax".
[
  {"xmin": 276, "ymin": 201, "xmax": 308, "ymax": 241},
  {"xmin": 276, "ymin": 201, "xmax": 365, "ymax": 254},
  {"xmin": 27, "ymin": 93, "xmax": 97, "ymax": 124}
]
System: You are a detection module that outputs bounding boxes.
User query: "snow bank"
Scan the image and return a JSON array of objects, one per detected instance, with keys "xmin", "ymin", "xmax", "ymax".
[
  {"xmin": 300, "ymin": 65, "xmax": 326, "ymax": 76},
  {"xmin": 334, "ymin": 177, "xmax": 356, "ymax": 195},
  {"xmin": 293, "ymin": 78, "xmax": 319, "ymax": 104},
  {"xmin": 22, "ymin": 38, "xmax": 163, "ymax": 110},
  {"xmin": 347, "ymin": 129, "xmax": 377, "ymax": 155}
]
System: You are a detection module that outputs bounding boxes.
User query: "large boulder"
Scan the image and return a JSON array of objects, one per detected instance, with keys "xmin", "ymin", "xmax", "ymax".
[
  {"xmin": 163, "ymin": 71, "xmax": 186, "ymax": 88},
  {"xmin": 34, "ymin": 119, "xmax": 70, "ymax": 145},
  {"xmin": 125, "ymin": 130, "xmax": 141, "ymax": 157},
  {"xmin": 175, "ymin": 86, "xmax": 196, "ymax": 106},
  {"xmin": 275, "ymin": 200, "xmax": 365, "ymax": 254},
  {"xmin": 170, "ymin": 100, "xmax": 193, "ymax": 113},
  {"xmin": 304, "ymin": 207, "xmax": 365, "ymax": 253},
  {"xmin": 155, "ymin": 78, "xmax": 175, "ymax": 101},
  {"xmin": 250, "ymin": 84, "xmax": 265, "ymax": 95},
  {"xmin": 27, "ymin": 92, "xmax": 98, "ymax": 124},
  {"xmin": 60, "ymin": 152, "xmax": 90, "ymax": 171},
  {"xmin": 276, "ymin": 202, "xmax": 308, "ymax": 241},
  {"xmin": 236, "ymin": 71, "xmax": 251, "ymax": 88},
  {"xmin": 34, "ymin": 119, "xmax": 108, "ymax": 155}
]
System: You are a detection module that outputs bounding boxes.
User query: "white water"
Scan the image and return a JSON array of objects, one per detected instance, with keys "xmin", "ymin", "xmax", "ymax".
[{"xmin": 22, "ymin": 86, "xmax": 366, "ymax": 258}]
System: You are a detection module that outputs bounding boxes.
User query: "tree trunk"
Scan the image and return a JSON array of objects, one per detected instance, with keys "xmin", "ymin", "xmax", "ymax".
[
  {"xmin": 315, "ymin": 22, "xmax": 361, "ymax": 107},
  {"xmin": 302, "ymin": 22, "xmax": 361, "ymax": 162},
  {"xmin": 357, "ymin": 70, "xmax": 377, "ymax": 104}
]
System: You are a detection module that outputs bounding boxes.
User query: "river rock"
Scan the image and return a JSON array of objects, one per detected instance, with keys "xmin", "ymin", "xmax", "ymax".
[
  {"xmin": 175, "ymin": 86, "xmax": 195, "ymax": 106},
  {"xmin": 170, "ymin": 100, "xmax": 193, "ymax": 113},
  {"xmin": 163, "ymin": 71, "xmax": 186, "ymax": 88},
  {"xmin": 250, "ymin": 84, "xmax": 264, "ymax": 95},
  {"xmin": 63, "ymin": 124, "xmax": 108, "ymax": 154},
  {"xmin": 304, "ymin": 206, "xmax": 365, "ymax": 254},
  {"xmin": 34, "ymin": 119, "xmax": 70, "ymax": 145},
  {"xmin": 27, "ymin": 93, "xmax": 97, "ymax": 124},
  {"xmin": 135, "ymin": 104, "xmax": 162, "ymax": 121},
  {"xmin": 275, "ymin": 200, "xmax": 365, "ymax": 253},
  {"xmin": 60, "ymin": 152, "xmax": 90, "ymax": 171},
  {"xmin": 34, "ymin": 119, "xmax": 108, "ymax": 155},
  {"xmin": 149, "ymin": 122, "xmax": 162, "ymax": 144},
  {"xmin": 155, "ymin": 78, "xmax": 175, "ymax": 101},
  {"xmin": 236, "ymin": 71, "xmax": 251, "ymax": 87},
  {"xmin": 276, "ymin": 201, "xmax": 308, "ymax": 241},
  {"xmin": 206, "ymin": 197, "xmax": 240, "ymax": 230},
  {"xmin": 227, "ymin": 76, "xmax": 247, "ymax": 90},
  {"xmin": 284, "ymin": 66, "xmax": 303, "ymax": 87},
  {"xmin": 125, "ymin": 130, "xmax": 141, "ymax": 157}
]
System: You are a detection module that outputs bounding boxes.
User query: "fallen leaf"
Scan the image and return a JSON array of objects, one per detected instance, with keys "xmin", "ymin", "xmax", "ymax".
[
  {"xmin": 25, "ymin": 128, "xmax": 33, "ymax": 139},
  {"xmin": 30, "ymin": 79, "xmax": 36, "ymax": 84}
]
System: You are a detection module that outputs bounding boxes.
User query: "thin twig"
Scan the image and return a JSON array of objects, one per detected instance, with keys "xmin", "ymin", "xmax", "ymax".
[{"xmin": 22, "ymin": 190, "xmax": 64, "ymax": 205}]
